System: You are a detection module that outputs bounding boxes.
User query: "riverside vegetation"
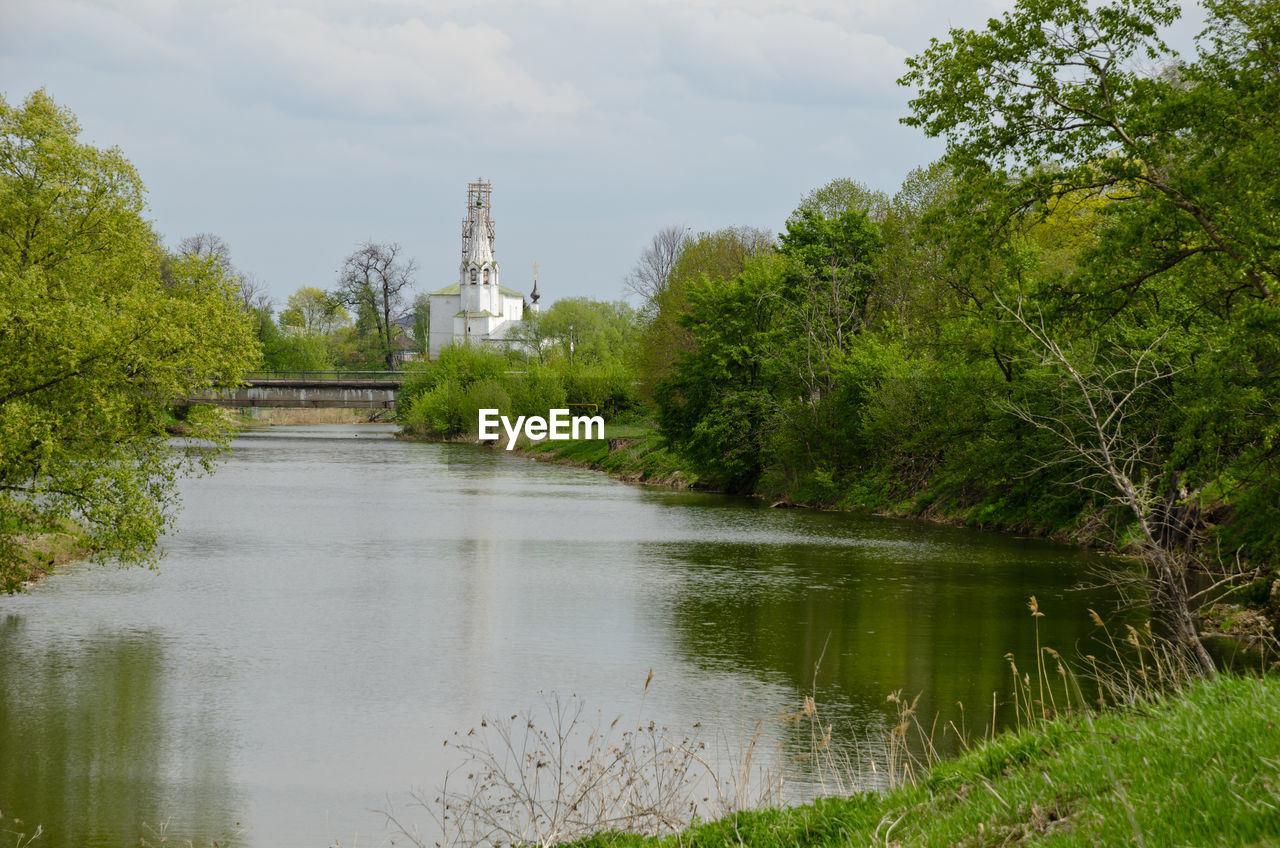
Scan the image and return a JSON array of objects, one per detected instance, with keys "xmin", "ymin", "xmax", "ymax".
[
  {"xmin": 4, "ymin": 0, "xmax": 1279, "ymax": 843},
  {"xmin": 390, "ymin": 0, "xmax": 1280, "ymax": 841},
  {"xmin": 0, "ymin": 91, "xmax": 260, "ymax": 593},
  {"xmin": 400, "ymin": 0, "xmax": 1280, "ymax": 670}
]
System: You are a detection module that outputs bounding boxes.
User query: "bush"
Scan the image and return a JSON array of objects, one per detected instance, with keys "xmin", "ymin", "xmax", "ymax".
[
  {"xmin": 562, "ymin": 365, "xmax": 641, "ymax": 419},
  {"xmin": 401, "ymin": 378, "xmax": 471, "ymax": 438}
]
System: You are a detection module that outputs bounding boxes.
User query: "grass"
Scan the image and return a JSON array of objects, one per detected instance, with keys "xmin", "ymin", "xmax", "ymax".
[
  {"xmin": 0, "ymin": 498, "xmax": 95, "ymax": 590},
  {"xmin": 565, "ymin": 673, "xmax": 1280, "ymax": 848},
  {"xmin": 522, "ymin": 425, "xmax": 703, "ymax": 488}
]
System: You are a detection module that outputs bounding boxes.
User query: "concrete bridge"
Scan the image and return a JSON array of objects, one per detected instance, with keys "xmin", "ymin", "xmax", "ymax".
[{"xmin": 187, "ymin": 371, "xmax": 408, "ymax": 410}]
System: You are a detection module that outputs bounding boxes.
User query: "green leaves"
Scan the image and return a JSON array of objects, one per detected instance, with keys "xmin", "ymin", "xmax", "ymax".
[{"xmin": 0, "ymin": 90, "xmax": 259, "ymax": 592}]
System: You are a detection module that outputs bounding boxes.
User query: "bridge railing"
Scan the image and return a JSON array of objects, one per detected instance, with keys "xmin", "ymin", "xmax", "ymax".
[{"xmin": 244, "ymin": 370, "xmax": 413, "ymax": 382}]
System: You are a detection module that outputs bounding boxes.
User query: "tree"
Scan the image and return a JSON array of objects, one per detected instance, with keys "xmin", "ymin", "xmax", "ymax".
[
  {"xmin": 790, "ymin": 178, "xmax": 889, "ymax": 223},
  {"xmin": 623, "ymin": 224, "xmax": 688, "ymax": 304},
  {"xmin": 536, "ymin": 298, "xmax": 639, "ymax": 368},
  {"xmin": 0, "ymin": 90, "xmax": 260, "ymax": 592},
  {"xmin": 177, "ymin": 232, "xmax": 266, "ymax": 311},
  {"xmin": 634, "ymin": 227, "xmax": 773, "ymax": 398},
  {"xmin": 777, "ymin": 205, "xmax": 882, "ymax": 346},
  {"xmin": 900, "ymin": 0, "xmax": 1279, "ymax": 310},
  {"xmin": 656, "ymin": 258, "xmax": 781, "ymax": 491},
  {"xmin": 280, "ymin": 285, "xmax": 350, "ymax": 337},
  {"xmin": 336, "ymin": 241, "xmax": 416, "ymax": 370},
  {"xmin": 410, "ymin": 292, "xmax": 431, "ymax": 354},
  {"xmin": 994, "ymin": 295, "xmax": 1218, "ymax": 672},
  {"xmin": 900, "ymin": 0, "xmax": 1280, "ymax": 669}
]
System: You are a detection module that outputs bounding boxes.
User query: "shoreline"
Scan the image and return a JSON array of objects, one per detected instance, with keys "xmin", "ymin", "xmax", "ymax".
[
  {"xmin": 13, "ymin": 528, "xmax": 95, "ymax": 590},
  {"xmin": 411, "ymin": 426, "xmax": 1277, "ymax": 651}
]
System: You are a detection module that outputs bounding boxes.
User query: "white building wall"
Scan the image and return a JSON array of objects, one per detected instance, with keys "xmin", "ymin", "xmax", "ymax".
[{"xmin": 428, "ymin": 294, "xmax": 460, "ymax": 359}]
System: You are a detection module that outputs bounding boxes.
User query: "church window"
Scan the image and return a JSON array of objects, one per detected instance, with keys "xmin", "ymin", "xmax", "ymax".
[
  {"xmin": 470, "ymin": 267, "xmax": 477, "ymax": 283},
  {"xmin": 483, "ymin": 268, "xmax": 490, "ymax": 285}
]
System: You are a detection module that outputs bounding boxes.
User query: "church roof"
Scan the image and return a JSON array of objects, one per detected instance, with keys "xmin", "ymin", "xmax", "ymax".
[
  {"xmin": 455, "ymin": 310, "xmax": 496, "ymax": 318},
  {"xmin": 466, "ymin": 210, "xmax": 495, "ymax": 265},
  {"xmin": 431, "ymin": 282, "xmax": 524, "ymax": 298}
]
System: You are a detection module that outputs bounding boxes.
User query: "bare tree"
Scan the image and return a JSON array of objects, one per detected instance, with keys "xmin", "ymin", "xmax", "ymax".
[
  {"xmin": 177, "ymin": 232, "xmax": 268, "ymax": 311},
  {"xmin": 236, "ymin": 271, "xmax": 270, "ymax": 311},
  {"xmin": 623, "ymin": 224, "xmax": 688, "ymax": 303},
  {"xmin": 337, "ymin": 240, "xmax": 417, "ymax": 370},
  {"xmin": 178, "ymin": 232, "xmax": 234, "ymax": 273},
  {"xmin": 993, "ymin": 294, "xmax": 1233, "ymax": 674}
]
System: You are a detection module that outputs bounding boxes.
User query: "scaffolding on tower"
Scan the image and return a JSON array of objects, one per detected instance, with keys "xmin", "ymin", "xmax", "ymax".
[{"xmin": 461, "ymin": 179, "xmax": 495, "ymax": 261}]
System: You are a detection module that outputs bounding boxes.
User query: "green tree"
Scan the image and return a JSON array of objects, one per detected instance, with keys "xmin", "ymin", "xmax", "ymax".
[
  {"xmin": 634, "ymin": 226, "xmax": 773, "ymax": 398},
  {"xmin": 900, "ymin": 0, "xmax": 1279, "ymax": 310},
  {"xmin": 536, "ymin": 298, "xmax": 639, "ymax": 368},
  {"xmin": 0, "ymin": 90, "xmax": 260, "ymax": 592},
  {"xmin": 657, "ymin": 257, "xmax": 783, "ymax": 491},
  {"xmin": 900, "ymin": 0, "xmax": 1280, "ymax": 671},
  {"xmin": 410, "ymin": 292, "xmax": 431, "ymax": 354},
  {"xmin": 280, "ymin": 285, "xmax": 349, "ymax": 337},
  {"xmin": 790, "ymin": 177, "xmax": 889, "ymax": 223}
]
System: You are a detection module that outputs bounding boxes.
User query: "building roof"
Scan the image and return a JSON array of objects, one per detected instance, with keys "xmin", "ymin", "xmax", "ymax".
[
  {"xmin": 455, "ymin": 310, "xmax": 496, "ymax": 318},
  {"xmin": 466, "ymin": 209, "xmax": 495, "ymax": 265},
  {"xmin": 431, "ymin": 282, "xmax": 524, "ymax": 298}
]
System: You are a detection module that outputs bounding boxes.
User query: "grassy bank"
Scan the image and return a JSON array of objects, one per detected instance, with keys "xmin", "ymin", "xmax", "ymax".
[
  {"xmin": 516, "ymin": 425, "xmax": 704, "ymax": 488},
  {"xmin": 0, "ymin": 505, "xmax": 95, "ymax": 590},
  {"xmin": 567, "ymin": 673, "xmax": 1280, "ymax": 848}
]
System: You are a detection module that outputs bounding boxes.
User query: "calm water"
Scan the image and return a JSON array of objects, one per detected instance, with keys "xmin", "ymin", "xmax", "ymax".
[{"xmin": 0, "ymin": 425, "xmax": 1128, "ymax": 846}]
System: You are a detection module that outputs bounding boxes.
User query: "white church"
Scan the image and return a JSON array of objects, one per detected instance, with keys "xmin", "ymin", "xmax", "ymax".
[{"xmin": 428, "ymin": 181, "xmax": 540, "ymax": 359}]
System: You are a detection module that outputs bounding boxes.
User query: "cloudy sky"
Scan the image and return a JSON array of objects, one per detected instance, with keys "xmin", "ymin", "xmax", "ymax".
[{"xmin": 1, "ymin": 0, "xmax": 1202, "ymax": 307}]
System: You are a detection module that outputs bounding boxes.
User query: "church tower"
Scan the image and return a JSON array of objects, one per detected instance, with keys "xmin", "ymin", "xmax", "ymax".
[
  {"xmin": 460, "ymin": 181, "xmax": 500, "ymax": 317},
  {"xmin": 428, "ymin": 179, "xmax": 526, "ymax": 359}
]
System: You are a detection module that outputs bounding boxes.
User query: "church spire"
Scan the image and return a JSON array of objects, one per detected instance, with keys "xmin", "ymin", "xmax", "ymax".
[
  {"xmin": 467, "ymin": 206, "xmax": 494, "ymax": 266},
  {"xmin": 459, "ymin": 179, "xmax": 499, "ymax": 302}
]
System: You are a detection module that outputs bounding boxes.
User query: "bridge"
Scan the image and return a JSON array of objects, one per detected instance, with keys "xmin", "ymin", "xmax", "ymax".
[{"xmin": 186, "ymin": 371, "xmax": 409, "ymax": 410}]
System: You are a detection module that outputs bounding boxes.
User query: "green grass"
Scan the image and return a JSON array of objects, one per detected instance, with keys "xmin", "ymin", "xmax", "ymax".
[
  {"xmin": 525, "ymin": 426, "xmax": 703, "ymax": 486},
  {"xmin": 567, "ymin": 674, "xmax": 1280, "ymax": 848}
]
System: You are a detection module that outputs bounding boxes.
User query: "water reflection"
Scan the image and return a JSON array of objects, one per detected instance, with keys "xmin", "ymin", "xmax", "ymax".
[
  {"xmin": 644, "ymin": 518, "xmax": 1134, "ymax": 757},
  {"xmin": 0, "ymin": 616, "xmax": 241, "ymax": 847}
]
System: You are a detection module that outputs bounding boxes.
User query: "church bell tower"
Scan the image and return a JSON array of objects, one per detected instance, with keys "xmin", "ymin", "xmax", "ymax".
[{"xmin": 460, "ymin": 180, "xmax": 500, "ymax": 316}]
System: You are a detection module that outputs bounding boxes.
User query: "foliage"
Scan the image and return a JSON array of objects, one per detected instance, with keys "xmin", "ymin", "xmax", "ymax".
[
  {"xmin": 336, "ymin": 241, "xmax": 417, "ymax": 370},
  {"xmin": 789, "ymin": 177, "xmax": 889, "ymax": 223},
  {"xmin": 656, "ymin": 259, "xmax": 782, "ymax": 491},
  {"xmin": 0, "ymin": 90, "xmax": 259, "ymax": 592},
  {"xmin": 280, "ymin": 285, "xmax": 349, "ymax": 337},
  {"xmin": 398, "ymin": 331, "xmax": 643, "ymax": 439},
  {"xmin": 533, "ymin": 297, "xmax": 640, "ymax": 369},
  {"xmin": 891, "ymin": 0, "xmax": 1280, "ymax": 665},
  {"xmin": 634, "ymin": 227, "xmax": 774, "ymax": 399}
]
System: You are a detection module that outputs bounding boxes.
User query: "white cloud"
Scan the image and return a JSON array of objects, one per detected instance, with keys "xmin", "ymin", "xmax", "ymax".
[
  {"xmin": 656, "ymin": 6, "xmax": 908, "ymax": 106},
  {"xmin": 210, "ymin": 5, "xmax": 588, "ymax": 122}
]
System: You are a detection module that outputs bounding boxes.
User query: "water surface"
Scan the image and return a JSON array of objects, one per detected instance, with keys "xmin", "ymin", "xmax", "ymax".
[{"xmin": 0, "ymin": 425, "xmax": 1128, "ymax": 846}]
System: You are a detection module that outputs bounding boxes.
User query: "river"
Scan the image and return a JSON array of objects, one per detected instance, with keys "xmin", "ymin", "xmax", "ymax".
[{"xmin": 0, "ymin": 424, "xmax": 1130, "ymax": 847}]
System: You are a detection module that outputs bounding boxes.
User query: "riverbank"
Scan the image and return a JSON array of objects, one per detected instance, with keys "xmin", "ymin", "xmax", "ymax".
[
  {"xmin": 7, "ymin": 519, "xmax": 94, "ymax": 589},
  {"xmin": 513, "ymin": 427, "xmax": 1278, "ymax": 649},
  {"xmin": 514, "ymin": 425, "xmax": 704, "ymax": 489},
  {"xmin": 566, "ymin": 673, "xmax": 1280, "ymax": 848}
]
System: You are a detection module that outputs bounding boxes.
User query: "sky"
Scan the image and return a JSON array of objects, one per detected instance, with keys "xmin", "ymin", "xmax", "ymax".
[{"xmin": 0, "ymin": 0, "xmax": 1204, "ymax": 309}]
